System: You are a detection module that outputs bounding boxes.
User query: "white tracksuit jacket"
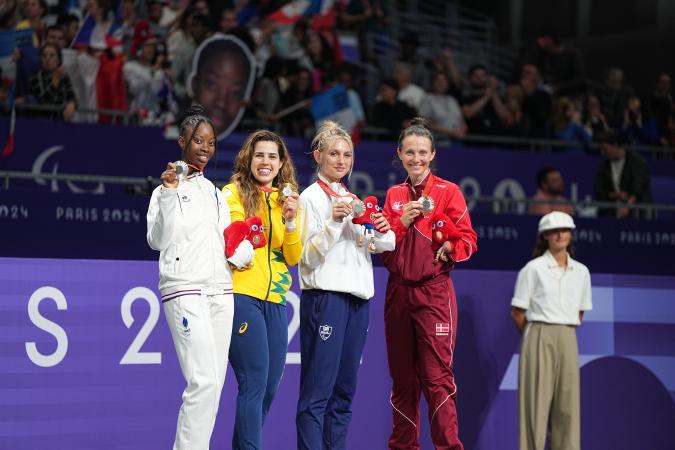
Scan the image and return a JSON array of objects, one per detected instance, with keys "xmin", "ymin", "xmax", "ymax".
[{"xmin": 147, "ymin": 172, "xmax": 252, "ymax": 301}]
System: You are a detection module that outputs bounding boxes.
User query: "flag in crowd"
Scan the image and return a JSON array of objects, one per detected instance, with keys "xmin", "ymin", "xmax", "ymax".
[
  {"xmin": 269, "ymin": 0, "xmax": 335, "ymax": 25},
  {"xmin": 2, "ymin": 82, "xmax": 16, "ymax": 157},
  {"xmin": 310, "ymin": 84, "xmax": 360, "ymax": 146},
  {"xmin": 72, "ymin": 14, "xmax": 123, "ymax": 54}
]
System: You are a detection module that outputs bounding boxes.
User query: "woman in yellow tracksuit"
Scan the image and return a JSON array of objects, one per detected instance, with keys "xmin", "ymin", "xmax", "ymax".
[{"xmin": 222, "ymin": 129, "xmax": 301, "ymax": 450}]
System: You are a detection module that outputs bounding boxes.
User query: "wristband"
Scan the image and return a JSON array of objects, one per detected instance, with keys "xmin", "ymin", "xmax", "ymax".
[{"xmin": 285, "ymin": 219, "xmax": 297, "ymax": 231}]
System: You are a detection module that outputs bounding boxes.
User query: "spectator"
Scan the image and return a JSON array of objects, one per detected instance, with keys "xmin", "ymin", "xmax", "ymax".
[
  {"xmin": 280, "ymin": 67, "xmax": 314, "ymax": 136},
  {"xmin": 520, "ymin": 63, "xmax": 551, "ymax": 138},
  {"xmin": 160, "ymin": 0, "xmax": 183, "ymax": 31},
  {"xmin": 113, "ymin": 0, "xmax": 139, "ymax": 54},
  {"xmin": 648, "ymin": 73, "xmax": 673, "ymax": 142},
  {"xmin": 552, "ymin": 97, "xmax": 591, "ymax": 153},
  {"xmin": 339, "ymin": 67, "xmax": 366, "ymax": 127},
  {"xmin": 305, "ymin": 32, "xmax": 334, "ymax": 92},
  {"xmin": 341, "ymin": 0, "xmax": 390, "ymax": 36},
  {"xmin": 219, "ymin": 7, "xmax": 237, "ymax": 34},
  {"xmin": 147, "ymin": 0, "xmax": 168, "ymax": 41},
  {"xmin": 256, "ymin": 55, "xmax": 284, "ymax": 118},
  {"xmin": 598, "ymin": 67, "xmax": 634, "ymax": 127},
  {"xmin": 433, "ymin": 47, "xmax": 461, "ymax": 97},
  {"xmin": 371, "ymin": 78, "xmax": 416, "ymax": 133},
  {"xmin": 56, "ymin": 14, "xmax": 79, "ymax": 47},
  {"xmin": 502, "ymin": 85, "xmax": 529, "ymax": 137},
  {"xmin": 190, "ymin": 0, "xmax": 209, "ymax": 17},
  {"xmin": 0, "ymin": 0, "xmax": 24, "ymax": 29},
  {"xmin": 15, "ymin": 0, "xmax": 46, "ymax": 46},
  {"xmin": 44, "ymin": 25, "xmax": 65, "ymax": 49},
  {"xmin": 165, "ymin": 4, "xmax": 196, "ymax": 62},
  {"xmin": 25, "ymin": 43, "xmax": 76, "ymax": 121},
  {"xmin": 418, "ymin": 71, "xmax": 466, "ymax": 146},
  {"xmin": 595, "ymin": 130, "xmax": 652, "ymax": 218},
  {"xmin": 527, "ymin": 167, "xmax": 575, "ymax": 216},
  {"xmin": 378, "ymin": 31, "xmax": 430, "ymax": 90},
  {"xmin": 619, "ymin": 94, "xmax": 660, "ymax": 146},
  {"xmin": 171, "ymin": 13, "xmax": 212, "ymax": 114},
  {"xmin": 249, "ymin": 17, "xmax": 280, "ymax": 77},
  {"xmin": 521, "ymin": 30, "xmax": 586, "ymax": 97},
  {"xmin": 123, "ymin": 21, "xmax": 167, "ymax": 118},
  {"xmin": 661, "ymin": 113, "xmax": 675, "ymax": 146},
  {"xmin": 392, "ymin": 62, "xmax": 425, "ymax": 111},
  {"xmin": 583, "ymin": 94, "xmax": 609, "ymax": 140},
  {"xmin": 460, "ymin": 64, "xmax": 508, "ymax": 135},
  {"xmin": 91, "ymin": 0, "xmax": 113, "ymax": 31}
]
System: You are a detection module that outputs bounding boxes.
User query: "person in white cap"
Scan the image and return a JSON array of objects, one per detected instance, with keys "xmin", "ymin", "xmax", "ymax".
[{"xmin": 510, "ymin": 211, "xmax": 592, "ymax": 450}]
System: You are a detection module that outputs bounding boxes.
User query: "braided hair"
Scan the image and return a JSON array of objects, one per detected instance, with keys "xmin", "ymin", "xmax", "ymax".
[{"xmin": 179, "ymin": 104, "xmax": 220, "ymax": 215}]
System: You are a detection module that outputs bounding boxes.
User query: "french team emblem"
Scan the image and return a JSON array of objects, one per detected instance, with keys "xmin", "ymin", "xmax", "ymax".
[
  {"xmin": 320, "ymin": 325, "xmax": 332, "ymax": 341},
  {"xmin": 182, "ymin": 317, "xmax": 191, "ymax": 337},
  {"xmin": 436, "ymin": 323, "xmax": 449, "ymax": 336}
]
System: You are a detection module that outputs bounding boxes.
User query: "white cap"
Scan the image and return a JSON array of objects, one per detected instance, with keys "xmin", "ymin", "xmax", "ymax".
[{"xmin": 538, "ymin": 211, "xmax": 576, "ymax": 234}]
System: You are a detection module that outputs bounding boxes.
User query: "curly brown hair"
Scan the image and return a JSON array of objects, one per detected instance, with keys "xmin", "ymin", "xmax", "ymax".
[{"xmin": 229, "ymin": 130, "xmax": 298, "ymax": 219}]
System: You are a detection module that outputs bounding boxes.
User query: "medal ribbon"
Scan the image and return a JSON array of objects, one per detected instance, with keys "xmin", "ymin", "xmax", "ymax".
[
  {"xmin": 407, "ymin": 172, "xmax": 435, "ymax": 203},
  {"xmin": 258, "ymin": 185, "xmax": 275, "ymax": 193},
  {"xmin": 186, "ymin": 164, "xmax": 203, "ymax": 172},
  {"xmin": 317, "ymin": 178, "xmax": 358, "ymax": 201}
]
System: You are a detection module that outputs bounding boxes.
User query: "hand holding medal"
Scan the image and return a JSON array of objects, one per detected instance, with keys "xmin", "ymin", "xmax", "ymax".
[{"xmin": 279, "ymin": 183, "xmax": 299, "ymax": 224}]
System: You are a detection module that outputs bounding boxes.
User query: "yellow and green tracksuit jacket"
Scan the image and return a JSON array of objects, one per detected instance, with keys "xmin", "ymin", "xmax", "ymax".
[{"xmin": 223, "ymin": 183, "xmax": 302, "ymax": 305}]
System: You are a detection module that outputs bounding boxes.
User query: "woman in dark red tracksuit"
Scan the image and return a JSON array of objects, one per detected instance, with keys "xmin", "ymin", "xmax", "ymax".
[{"xmin": 381, "ymin": 118, "xmax": 478, "ymax": 450}]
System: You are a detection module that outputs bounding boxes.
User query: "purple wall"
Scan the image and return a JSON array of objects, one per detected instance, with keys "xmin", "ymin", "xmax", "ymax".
[{"xmin": 2, "ymin": 258, "xmax": 674, "ymax": 450}]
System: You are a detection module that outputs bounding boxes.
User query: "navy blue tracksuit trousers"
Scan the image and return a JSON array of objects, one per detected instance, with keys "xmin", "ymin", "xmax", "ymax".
[
  {"xmin": 229, "ymin": 294, "xmax": 288, "ymax": 450},
  {"xmin": 296, "ymin": 289, "xmax": 370, "ymax": 450}
]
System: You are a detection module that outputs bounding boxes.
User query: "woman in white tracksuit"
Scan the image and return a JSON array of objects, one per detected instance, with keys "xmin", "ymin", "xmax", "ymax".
[{"xmin": 146, "ymin": 104, "xmax": 254, "ymax": 450}]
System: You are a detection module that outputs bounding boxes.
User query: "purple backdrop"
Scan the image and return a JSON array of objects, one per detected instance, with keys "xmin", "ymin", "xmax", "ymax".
[{"xmin": 2, "ymin": 257, "xmax": 674, "ymax": 450}]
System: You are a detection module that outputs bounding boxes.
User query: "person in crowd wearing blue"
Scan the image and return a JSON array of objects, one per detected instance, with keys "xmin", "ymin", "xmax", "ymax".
[{"xmin": 552, "ymin": 97, "xmax": 592, "ymax": 153}]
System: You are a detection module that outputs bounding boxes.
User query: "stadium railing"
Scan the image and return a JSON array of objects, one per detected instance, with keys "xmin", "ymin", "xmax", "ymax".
[{"xmin": 2, "ymin": 170, "xmax": 673, "ymax": 219}]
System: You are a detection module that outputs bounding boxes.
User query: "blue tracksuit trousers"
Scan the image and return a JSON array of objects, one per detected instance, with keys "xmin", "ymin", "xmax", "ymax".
[
  {"xmin": 295, "ymin": 289, "xmax": 370, "ymax": 450},
  {"xmin": 229, "ymin": 294, "xmax": 288, "ymax": 450}
]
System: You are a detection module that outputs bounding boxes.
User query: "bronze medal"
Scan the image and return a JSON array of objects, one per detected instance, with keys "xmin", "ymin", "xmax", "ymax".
[
  {"xmin": 253, "ymin": 235, "xmax": 260, "ymax": 245},
  {"xmin": 350, "ymin": 199, "xmax": 366, "ymax": 218},
  {"xmin": 419, "ymin": 195, "xmax": 435, "ymax": 214}
]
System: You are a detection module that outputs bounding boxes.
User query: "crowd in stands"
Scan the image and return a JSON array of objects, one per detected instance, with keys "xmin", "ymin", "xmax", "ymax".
[{"xmin": 0, "ymin": 1, "xmax": 673, "ymax": 151}]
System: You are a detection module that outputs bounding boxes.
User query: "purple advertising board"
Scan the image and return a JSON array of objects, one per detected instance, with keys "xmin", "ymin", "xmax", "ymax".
[{"xmin": 2, "ymin": 257, "xmax": 674, "ymax": 450}]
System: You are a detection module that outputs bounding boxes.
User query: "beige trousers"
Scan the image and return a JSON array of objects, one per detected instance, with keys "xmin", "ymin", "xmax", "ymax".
[{"xmin": 518, "ymin": 322, "xmax": 580, "ymax": 450}]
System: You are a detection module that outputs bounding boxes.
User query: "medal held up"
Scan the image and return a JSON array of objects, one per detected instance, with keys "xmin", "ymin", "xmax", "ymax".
[{"xmin": 278, "ymin": 182, "xmax": 298, "ymax": 202}]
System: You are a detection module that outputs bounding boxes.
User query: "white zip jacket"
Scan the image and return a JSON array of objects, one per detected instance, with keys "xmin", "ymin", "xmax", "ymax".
[
  {"xmin": 298, "ymin": 175, "xmax": 396, "ymax": 300},
  {"xmin": 147, "ymin": 172, "xmax": 253, "ymax": 302}
]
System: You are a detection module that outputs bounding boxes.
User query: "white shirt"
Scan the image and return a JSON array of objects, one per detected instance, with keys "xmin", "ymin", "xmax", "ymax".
[
  {"xmin": 147, "ymin": 172, "xmax": 253, "ymax": 299},
  {"xmin": 398, "ymin": 83, "xmax": 426, "ymax": 111},
  {"xmin": 511, "ymin": 250, "xmax": 592, "ymax": 325},
  {"xmin": 610, "ymin": 157, "xmax": 626, "ymax": 192},
  {"xmin": 298, "ymin": 175, "xmax": 396, "ymax": 300},
  {"xmin": 418, "ymin": 93, "xmax": 463, "ymax": 132}
]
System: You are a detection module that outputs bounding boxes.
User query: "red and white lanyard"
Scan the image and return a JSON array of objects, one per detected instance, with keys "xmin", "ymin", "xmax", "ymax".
[
  {"xmin": 317, "ymin": 178, "xmax": 358, "ymax": 201},
  {"xmin": 407, "ymin": 172, "xmax": 435, "ymax": 203}
]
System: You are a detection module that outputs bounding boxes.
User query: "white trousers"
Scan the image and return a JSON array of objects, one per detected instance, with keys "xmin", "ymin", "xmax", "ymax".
[{"xmin": 164, "ymin": 294, "xmax": 234, "ymax": 450}]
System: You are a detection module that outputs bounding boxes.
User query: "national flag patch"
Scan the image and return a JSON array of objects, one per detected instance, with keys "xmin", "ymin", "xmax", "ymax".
[{"xmin": 436, "ymin": 323, "xmax": 450, "ymax": 334}]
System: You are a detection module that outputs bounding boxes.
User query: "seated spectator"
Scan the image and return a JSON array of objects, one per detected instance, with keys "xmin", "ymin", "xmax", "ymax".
[
  {"xmin": 648, "ymin": 73, "xmax": 673, "ymax": 142},
  {"xmin": 165, "ymin": 4, "xmax": 196, "ymax": 62},
  {"xmin": 123, "ymin": 21, "xmax": 167, "ymax": 118},
  {"xmin": 619, "ymin": 94, "xmax": 660, "ymax": 146},
  {"xmin": 598, "ymin": 67, "xmax": 634, "ymax": 127},
  {"xmin": 56, "ymin": 14, "xmax": 79, "ymax": 48},
  {"xmin": 44, "ymin": 25, "xmax": 65, "ymax": 49},
  {"xmin": 339, "ymin": 67, "xmax": 366, "ymax": 127},
  {"xmin": 418, "ymin": 71, "xmax": 466, "ymax": 146},
  {"xmin": 393, "ymin": 62, "xmax": 425, "ymax": 111},
  {"xmin": 171, "ymin": 13, "xmax": 212, "ymax": 115},
  {"xmin": 595, "ymin": 130, "xmax": 652, "ymax": 218},
  {"xmin": 15, "ymin": 0, "xmax": 46, "ymax": 46},
  {"xmin": 377, "ymin": 31, "xmax": 430, "ymax": 90},
  {"xmin": 280, "ymin": 67, "xmax": 314, "ymax": 136},
  {"xmin": 147, "ymin": 1, "xmax": 168, "ymax": 42},
  {"xmin": 372, "ymin": 78, "xmax": 416, "ymax": 133},
  {"xmin": 113, "ymin": 0, "xmax": 139, "ymax": 54},
  {"xmin": 527, "ymin": 167, "xmax": 575, "ymax": 216},
  {"xmin": 520, "ymin": 30, "xmax": 586, "ymax": 97},
  {"xmin": 460, "ymin": 64, "xmax": 508, "ymax": 135},
  {"xmin": 256, "ymin": 55, "xmax": 284, "ymax": 118},
  {"xmin": 520, "ymin": 63, "xmax": 551, "ymax": 138},
  {"xmin": 552, "ymin": 97, "xmax": 591, "ymax": 153},
  {"xmin": 432, "ymin": 47, "xmax": 461, "ymax": 98},
  {"xmin": 160, "ymin": 0, "xmax": 183, "ymax": 31},
  {"xmin": 25, "ymin": 43, "xmax": 76, "ymax": 121},
  {"xmin": 503, "ymin": 85, "xmax": 530, "ymax": 137},
  {"xmin": 219, "ymin": 8, "xmax": 238, "ymax": 34},
  {"xmin": 305, "ymin": 32, "xmax": 335, "ymax": 92},
  {"xmin": 583, "ymin": 94, "xmax": 609, "ymax": 140}
]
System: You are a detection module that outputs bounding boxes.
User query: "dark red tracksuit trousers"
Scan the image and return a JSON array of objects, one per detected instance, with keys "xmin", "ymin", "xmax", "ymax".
[{"xmin": 384, "ymin": 274, "xmax": 462, "ymax": 450}]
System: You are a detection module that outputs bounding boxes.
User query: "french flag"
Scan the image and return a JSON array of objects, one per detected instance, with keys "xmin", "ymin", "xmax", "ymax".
[
  {"xmin": 72, "ymin": 14, "xmax": 123, "ymax": 53},
  {"xmin": 268, "ymin": 0, "xmax": 334, "ymax": 25},
  {"xmin": 310, "ymin": 84, "xmax": 360, "ymax": 146}
]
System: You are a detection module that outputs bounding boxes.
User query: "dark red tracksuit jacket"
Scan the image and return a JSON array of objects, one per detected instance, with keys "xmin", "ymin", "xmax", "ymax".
[{"xmin": 380, "ymin": 173, "xmax": 477, "ymax": 450}]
